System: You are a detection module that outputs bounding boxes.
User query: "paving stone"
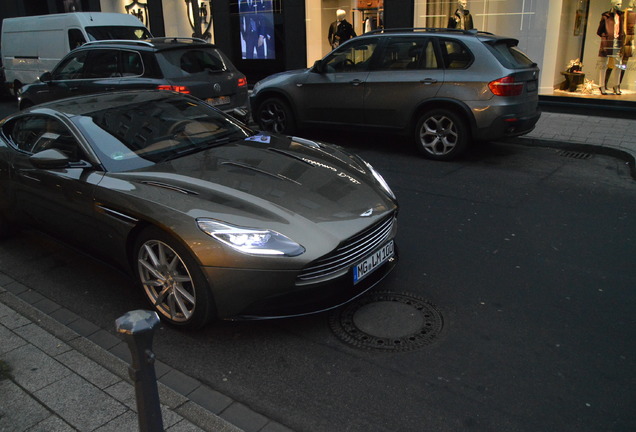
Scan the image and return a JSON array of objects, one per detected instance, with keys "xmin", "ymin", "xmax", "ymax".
[
  {"xmin": 30, "ymin": 415, "xmax": 76, "ymax": 432},
  {"xmin": 0, "ymin": 305, "xmax": 30, "ymax": 329},
  {"xmin": 2, "ymin": 281, "xmax": 28, "ymax": 295},
  {"xmin": 3, "ymin": 344, "xmax": 72, "ymax": 392},
  {"xmin": 188, "ymin": 385, "xmax": 233, "ymax": 414},
  {"xmin": 48, "ymin": 307, "xmax": 81, "ymax": 326},
  {"xmin": 35, "ymin": 373, "xmax": 128, "ymax": 431},
  {"xmin": 66, "ymin": 317, "xmax": 100, "ymax": 337},
  {"xmin": 94, "ymin": 410, "xmax": 139, "ymax": 432},
  {"xmin": 14, "ymin": 322, "xmax": 71, "ymax": 357},
  {"xmin": 220, "ymin": 402, "xmax": 268, "ymax": 432},
  {"xmin": 0, "ymin": 323, "xmax": 26, "ymax": 355},
  {"xmin": 0, "ymin": 380, "xmax": 50, "ymax": 431},
  {"xmin": 160, "ymin": 368, "xmax": 202, "ymax": 396},
  {"xmin": 17, "ymin": 289, "xmax": 46, "ymax": 305},
  {"xmin": 261, "ymin": 422, "xmax": 296, "ymax": 432},
  {"xmin": 31, "ymin": 297, "xmax": 61, "ymax": 315},
  {"xmin": 88, "ymin": 329, "xmax": 121, "ymax": 350},
  {"xmin": 55, "ymin": 350, "xmax": 121, "ymax": 390},
  {"xmin": 166, "ymin": 418, "xmax": 207, "ymax": 432}
]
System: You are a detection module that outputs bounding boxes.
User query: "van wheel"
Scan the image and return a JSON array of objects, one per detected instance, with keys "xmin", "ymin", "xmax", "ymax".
[
  {"xmin": 256, "ymin": 97, "xmax": 296, "ymax": 134},
  {"xmin": 415, "ymin": 109, "xmax": 468, "ymax": 161}
]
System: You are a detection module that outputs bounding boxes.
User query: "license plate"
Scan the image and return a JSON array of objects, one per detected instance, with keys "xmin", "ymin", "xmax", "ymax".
[
  {"xmin": 206, "ymin": 96, "xmax": 230, "ymax": 106},
  {"xmin": 353, "ymin": 240, "xmax": 394, "ymax": 284}
]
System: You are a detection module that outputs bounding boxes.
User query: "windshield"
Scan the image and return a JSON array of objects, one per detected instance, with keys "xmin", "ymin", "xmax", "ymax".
[
  {"xmin": 85, "ymin": 26, "xmax": 151, "ymax": 41},
  {"xmin": 72, "ymin": 94, "xmax": 252, "ymax": 172}
]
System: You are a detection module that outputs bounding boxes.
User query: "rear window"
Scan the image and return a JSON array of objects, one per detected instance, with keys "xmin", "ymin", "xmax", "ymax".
[
  {"xmin": 159, "ymin": 48, "xmax": 227, "ymax": 75},
  {"xmin": 485, "ymin": 40, "xmax": 536, "ymax": 69},
  {"xmin": 85, "ymin": 26, "xmax": 151, "ymax": 41}
]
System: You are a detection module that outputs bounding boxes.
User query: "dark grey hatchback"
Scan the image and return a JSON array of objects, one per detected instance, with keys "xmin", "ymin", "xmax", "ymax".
[
  {"xmin": 18, "ymin": 38, "xmax": 249, "ymax": 121},
  {"xmin": 251, "ymin": 28, "xmax": 541, "ymax": 160}
]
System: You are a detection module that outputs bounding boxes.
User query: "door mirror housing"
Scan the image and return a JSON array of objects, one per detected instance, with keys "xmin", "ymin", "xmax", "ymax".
[
  {"xmin": 39, "ymin": 72, "xmax": 52, "ymax": 84},
  {"xmin": 30, "ymin": 148, "xmax": 70, "ymax": 169},
  {"xmin": 312, "ymin": 60, "xmax": 325, "ymax": 74}
]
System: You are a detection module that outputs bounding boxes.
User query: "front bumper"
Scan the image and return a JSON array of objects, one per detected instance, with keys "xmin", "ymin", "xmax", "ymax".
[{"xmin": 202, "ymin": 246, "xmax": 398, "ymax": 320}]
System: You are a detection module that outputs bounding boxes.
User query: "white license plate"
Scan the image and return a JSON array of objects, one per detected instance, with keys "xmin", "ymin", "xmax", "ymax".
[
  {"xmin": 206, "ymin": 96, "xmax": 230, "ymax": 106},
  {"xmin": 353, "ymin": 240, "xmax": 394, "ymax": 284}
]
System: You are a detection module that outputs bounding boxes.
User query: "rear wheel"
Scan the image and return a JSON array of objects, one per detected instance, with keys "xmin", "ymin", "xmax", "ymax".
[
  {"xmin": 415, "ymin": 109, "xmax": 468, "ymax": 161},
  {"xmin": 134, "ymin": 226, "xmax": 216, "ymax": 329},
  {"xmin": 256, "ymin": 97, "xmax": 296, "ymax": 134}
]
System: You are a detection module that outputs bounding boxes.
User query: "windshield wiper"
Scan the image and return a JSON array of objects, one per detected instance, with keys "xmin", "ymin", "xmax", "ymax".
[{"xmin": 158, "ymin": 138, "xmax": 231, "ymax": 163}]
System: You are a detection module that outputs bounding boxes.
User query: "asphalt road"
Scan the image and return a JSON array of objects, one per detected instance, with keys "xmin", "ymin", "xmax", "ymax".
[{"xmin": 1, "ymin": 99, "xmax": 635, "ymax": 431}]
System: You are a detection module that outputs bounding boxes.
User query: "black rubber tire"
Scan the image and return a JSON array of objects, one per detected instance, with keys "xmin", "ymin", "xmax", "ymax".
[
  {"xmin": 256, "ymin": 97, "xmax": 296, "ymax": 134},
  {"xmin": 133, "ymin": 226, "xmax": 216, "ymax": 329},
  {"xmin": 414, "ymin": 108, "xmax": 469, "ymax": 161}
]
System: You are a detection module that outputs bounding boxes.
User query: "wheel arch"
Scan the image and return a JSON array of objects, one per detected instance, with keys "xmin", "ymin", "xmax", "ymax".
[{"xmin": 410, "ymin": 98, "xmax": 476, "ymax": 136}]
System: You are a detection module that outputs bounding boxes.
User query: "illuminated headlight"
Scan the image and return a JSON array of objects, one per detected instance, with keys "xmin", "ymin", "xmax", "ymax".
[
  {"xmin": 362, "ymin": 160, "xmax": 396, "ymax": 200},
  {"xmin": 197, "ymin": 219, "xmax": 305, "ymax": 256}
]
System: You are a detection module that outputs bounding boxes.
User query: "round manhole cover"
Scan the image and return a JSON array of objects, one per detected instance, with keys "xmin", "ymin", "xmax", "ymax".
[{"xmin": 329, "ymin": 291, "xmax": 444, "ymax": 352}]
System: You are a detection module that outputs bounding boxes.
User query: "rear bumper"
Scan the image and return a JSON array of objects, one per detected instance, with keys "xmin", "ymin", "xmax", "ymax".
[{"xmin": 474, "ymin": 109, "xmax": 541, "ymax": 141}]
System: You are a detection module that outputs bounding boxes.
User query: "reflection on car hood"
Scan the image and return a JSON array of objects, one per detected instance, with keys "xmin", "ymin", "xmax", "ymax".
[{"xmin": 105, "ymin": 133, "xmax": 396, "ymax": 226}]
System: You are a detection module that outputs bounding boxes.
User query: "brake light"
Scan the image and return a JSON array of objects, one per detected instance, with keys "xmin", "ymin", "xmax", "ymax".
[
  {"xmin": 238, "ymin": 77, "xmax": 247, "ymax": 87},
  {"xmin": 488, "ymin": 76, "xmax": 524, "ymax": 96},
  {"xmin": 157, "ymin": 85, "xmax": 191, "ymax": 94}
]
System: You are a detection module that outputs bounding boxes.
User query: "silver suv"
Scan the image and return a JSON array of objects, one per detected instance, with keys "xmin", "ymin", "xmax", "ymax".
[{"xmin": 250, "ymin": 28, "xmax": 540, "ymax": 160}]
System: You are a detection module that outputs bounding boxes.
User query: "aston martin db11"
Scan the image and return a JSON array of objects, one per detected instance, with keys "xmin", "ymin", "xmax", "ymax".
[{"xmin": 0, "ymin": 91, "xmax": 398, "ymax": 329}]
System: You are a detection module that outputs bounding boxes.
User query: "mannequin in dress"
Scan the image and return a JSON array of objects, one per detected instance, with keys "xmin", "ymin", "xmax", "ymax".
[
  {"xmin": 448, "ymin": 0, "xmax": 474, "ymax": 30},
  {"xmin": 597, "ymin": 0, "xmax": 624, "ymax": 95},
  {"xmin": 616, "ymin": 0, "xmax": 636, "ymax": 94}
]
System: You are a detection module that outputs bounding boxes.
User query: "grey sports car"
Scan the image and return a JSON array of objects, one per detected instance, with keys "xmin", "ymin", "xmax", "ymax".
[{"xmin": 0, "ymin": 91, "xmax": 398, "ymax": 329}]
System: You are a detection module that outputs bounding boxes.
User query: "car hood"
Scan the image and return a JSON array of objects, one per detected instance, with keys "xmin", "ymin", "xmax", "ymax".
[{"xmin": 102, "ymin": 133, "xmax": 396, "ymax": 230}]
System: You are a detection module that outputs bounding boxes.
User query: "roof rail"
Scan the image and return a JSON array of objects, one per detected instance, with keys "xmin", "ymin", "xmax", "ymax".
[
  {"xmin": 82, "ymin": 39, "xmax": 155, "ymax": 47},
  {"xmin": 364, "ymin": 27, "xmax": 494, "ymax": 36},
  {"xmin": 149, "ymin": 37, "xmax": 208, "ymax": 44}
]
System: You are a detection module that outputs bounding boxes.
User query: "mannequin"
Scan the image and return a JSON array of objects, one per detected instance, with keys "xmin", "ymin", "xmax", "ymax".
[
  {"xmin": 616, "ymin": 0, "xmax": 636, "ymax": 94},
  {"xmin": 448, "ymin": 0, "xmax": 474, "ymax": 30},
  {"xmin": 597, "ymin": 0, "xmax": 625, "ymax": 95},
  {"xmin": 328, "ymin": 9, "xmax": 356, "ymax": 49}
]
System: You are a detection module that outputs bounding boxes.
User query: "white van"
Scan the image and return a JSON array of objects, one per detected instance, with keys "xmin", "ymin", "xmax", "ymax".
[{"xmin": 1, "ymin": 12, "xmax": 152, "ymax": 96}]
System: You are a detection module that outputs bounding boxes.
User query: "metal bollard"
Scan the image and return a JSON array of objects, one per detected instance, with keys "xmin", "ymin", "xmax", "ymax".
[{"xmin": 115, "ymin": 310, "xmax": 164, "ymax": 432}]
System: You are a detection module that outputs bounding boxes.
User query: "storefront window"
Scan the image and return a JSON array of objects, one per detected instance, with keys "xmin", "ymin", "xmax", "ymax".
[{"xmin": 304, "ymin": 0, "xmax": 383, "ymax": 67}]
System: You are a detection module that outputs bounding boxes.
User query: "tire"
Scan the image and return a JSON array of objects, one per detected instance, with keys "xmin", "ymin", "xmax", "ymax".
[
  {"xmin": 256, "ymin": 97, "xmax": 296, "ymax": 134},
  {"xmin": 134, "ymin": 226, "xmax": 216, "ymax": 329},
  {"xmin": 19, "ymin": 100, "xmax": 34, "ymax": 111},
  {"xmin": 415, "ymin": 109, "xmax": 468, "ymax": 161}
]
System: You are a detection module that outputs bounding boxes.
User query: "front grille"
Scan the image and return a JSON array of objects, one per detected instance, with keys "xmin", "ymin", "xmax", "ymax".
[{"xmin": 297, "ymin": 213, "xmax": 396, "ymax": 282}]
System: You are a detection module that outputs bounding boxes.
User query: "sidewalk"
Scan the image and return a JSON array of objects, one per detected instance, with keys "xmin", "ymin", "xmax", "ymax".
[
  {"xmin": 0, "ymin": 275, "xmax": 291, "ymax": 432},
  {"xmin": 0, "ymin": 109, "xmax": 635, "ymax": 432}
]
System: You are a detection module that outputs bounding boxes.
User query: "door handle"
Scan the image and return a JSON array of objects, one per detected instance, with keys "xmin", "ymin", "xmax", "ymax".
[
  {"xmin": 350, "ymin": 79, "xmax": 364, "ymax": 86},
  {"xmin": 69, "ymin": 86, "xmax": 81, "ymax": 91},
  {"xmin": 420, "ymin": 78, "xmax": 438, "ymax": 85}
]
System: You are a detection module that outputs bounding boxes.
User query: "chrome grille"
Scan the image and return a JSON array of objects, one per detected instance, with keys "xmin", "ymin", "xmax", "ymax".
[{"xmin": 297, "ymin": 214, "xmax": 396, "ymax": 282}]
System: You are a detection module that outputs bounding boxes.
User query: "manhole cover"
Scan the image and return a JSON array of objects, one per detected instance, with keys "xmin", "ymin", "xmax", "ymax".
[{"xmin": 329, "ymin": 292, "xmax": 443, "ymax": 352}]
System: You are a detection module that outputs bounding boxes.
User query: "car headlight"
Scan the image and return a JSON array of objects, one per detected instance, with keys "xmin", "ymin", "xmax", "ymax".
[
  {"xmin": 362, "ymin": 160, "xmax": 396, "ymax": 200},
  {"xmin": 197, "ymin": 219, "xmax": 305, "ymax": 257}
]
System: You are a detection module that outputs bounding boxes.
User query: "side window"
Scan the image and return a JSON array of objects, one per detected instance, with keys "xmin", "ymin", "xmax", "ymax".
[
  {"xmin": 52, "ymin": 51, "xmax": 89, "ymax": 80},
  {"xmin": 83, "ymin": 49, "xmax": 121, "ymax": 79},
  {"xmin": 377, "ymin": 38, "xmax": 438, "ymax": 71},
  {"xmin": 441, "ymin": 39, "xmax": 472, "ymax": 69},
  {"xmin": 324, "ymin": 38, "xmax": 379, "ymax": 73},
  {"xmin": 121, "ymin": 51, "xmax": 144, "ymax": 76},
  {"xmin": 6, "ymin": 116, "xmax": 84, "ymax": 162},
  {"xmin": 68, "ymin": 29, "xmax": 86, "ymax": 50}
]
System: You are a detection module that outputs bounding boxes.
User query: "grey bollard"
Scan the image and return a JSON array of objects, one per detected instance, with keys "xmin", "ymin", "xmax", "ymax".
[{"xmin": 115, "ymin": 310, "xmax": 164, "ymax": 432}]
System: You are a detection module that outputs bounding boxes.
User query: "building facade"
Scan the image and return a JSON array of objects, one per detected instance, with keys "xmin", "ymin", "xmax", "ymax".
[{"xmin": 2, "ymin": 0, "xmax": 635, "ymax": 103}]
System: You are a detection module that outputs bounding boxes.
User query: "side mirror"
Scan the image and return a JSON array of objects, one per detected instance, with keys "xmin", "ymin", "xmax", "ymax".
[
  {"xmin": 312, "ymin": 60, "xmax": 325, "ymax": 74},
  {"xmin": 39, "ymin": 72, "xmax": 52, "ymax": 83},
  {"xmin": 30, "ymin": 148, "xmax": 70, "ymax": 169},
  {"xmin": 230, "ymin": 107, "xmax": 249, "ymax": 124}
]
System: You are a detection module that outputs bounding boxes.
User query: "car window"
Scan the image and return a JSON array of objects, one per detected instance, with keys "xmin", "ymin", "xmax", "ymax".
[
  {"xmin": 179, "ymin": 49, "xmax": 226, "ymax": 73},
  {"xmin": 85, "ymin": 26, "xmax": 151, "ymax": 41},
  {"xmin": 52, "ymin": 51, "xmax": 89, "ymax": 80},
  {"xmin": 68, "ymin": 29, "xmax": 86, "ymax": 50},
  {"xmin": 324, "ymin": 38, "xmax": 379, "ymax": 73},
  {"xmin": 121, "ymin": 50, "xmax": 144, "ymax": 76},
  {"xmin": 376, "ymin": 38, "xmax": 438, "ymax": 71},
  {"xmin": 84, "ymin": 49, "xmax": 121, "ymax": 79},
  {"xmin": 484, "ymin": 39, "xmax": 536, "ymax": 69},
  {"xmin": 5, "ymin": 115, "xmax": 85, "ymax": 161},
  {"xmin": 440, "ymin": 39, "xmax": 473, "ymax": 69}
]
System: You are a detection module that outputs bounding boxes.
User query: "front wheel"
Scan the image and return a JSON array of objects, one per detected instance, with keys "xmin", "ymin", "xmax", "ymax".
[
  {"xmin": 256, "ymin": 97, "xmax": 296, "ymax": 134},
  {"xmin": 415, "ymin": 109, "xmax": 468, "ymax": 161},
  {"xmin": 134, "ymin": 227, "xmax": 216, "ymax": 329}
]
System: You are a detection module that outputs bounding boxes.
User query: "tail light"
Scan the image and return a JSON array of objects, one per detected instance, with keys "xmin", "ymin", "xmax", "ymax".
[
  {"xmin": 238, "ymin": 77, "xmax": 247, "ymax": 88},
  {"xmin": 488, "ymin": 76, "xmax": 524, "ymax": 97},
  {"xmin": 157, "ymin": 85, "xmax": 191, "ymax": 94}
]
